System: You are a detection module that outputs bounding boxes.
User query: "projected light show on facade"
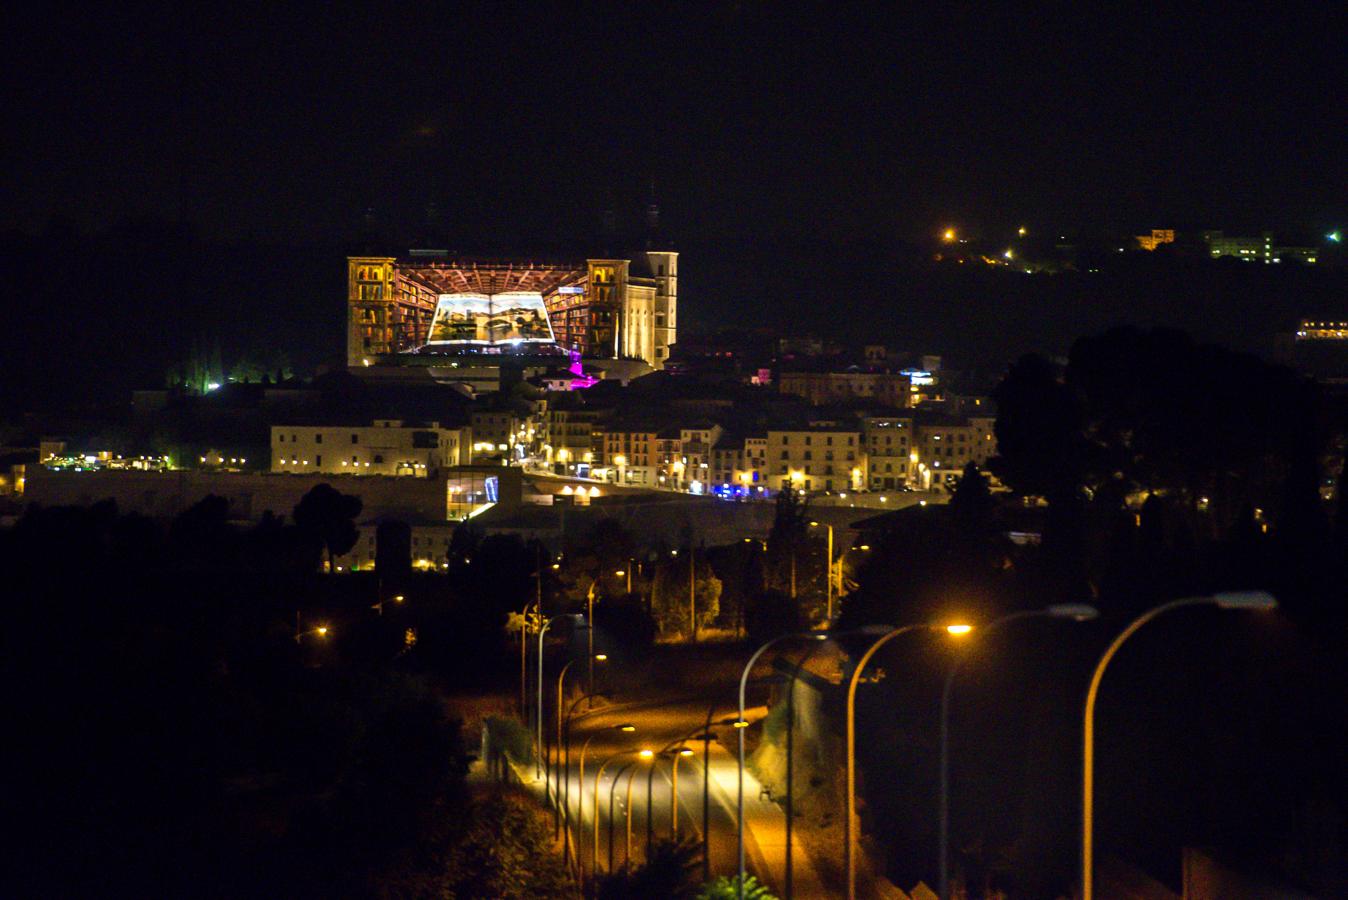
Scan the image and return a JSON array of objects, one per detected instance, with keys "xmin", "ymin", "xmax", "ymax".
[{"xmin": 425, "ymin": 292, "xmax": 556, "ymax": 344}]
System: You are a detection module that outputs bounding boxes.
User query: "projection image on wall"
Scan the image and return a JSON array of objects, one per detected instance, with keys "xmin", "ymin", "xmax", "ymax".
[{"xmin": 426, "ymin": 292, "xmax": 556, "ymax": 344}]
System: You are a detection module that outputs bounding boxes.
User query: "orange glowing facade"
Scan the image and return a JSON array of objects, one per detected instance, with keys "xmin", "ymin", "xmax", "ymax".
[{"xmin": 348, "ymin": 250, "xmax": 676, "ymax": 369}]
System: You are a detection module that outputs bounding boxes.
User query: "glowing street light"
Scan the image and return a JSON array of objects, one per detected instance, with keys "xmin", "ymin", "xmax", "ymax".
[
  {"xmin": 942, "ymin": 228, "xmax": 957, "ymax": 243},
  {"xmin": 592, "ymin": 748, "xmax": 653, "ymax": 882},
  {"xmin": 844, "ymin": 623, "xmax": 972, "ymax": 899},
  {"xmin": 1017, "ymin": 226, "xmax": 1028, "ymax": 237},
  {"xmin": 1080, "ymin": 591, "xmax": 1276, "ymax": 900}
]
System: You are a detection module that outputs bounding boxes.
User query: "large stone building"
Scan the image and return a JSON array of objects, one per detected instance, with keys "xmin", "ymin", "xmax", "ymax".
[
  {"xmin": 347, "ymin": 248, "xmax": 677, "ymax": 370},
  {"xmin": 270, "ymin": 420, "xmax": 472, "ymax": 476}
]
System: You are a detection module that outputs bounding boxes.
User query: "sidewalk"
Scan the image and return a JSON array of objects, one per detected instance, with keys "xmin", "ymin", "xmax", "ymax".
[{"xmin": 702, "ymin": 738, "xmax": 827, "ymax": 898}]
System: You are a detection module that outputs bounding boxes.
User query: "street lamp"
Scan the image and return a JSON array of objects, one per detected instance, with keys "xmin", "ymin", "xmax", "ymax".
[
  {"xmin": 608, "ymin": 761, "xmax": 642, "ymax": 872},
  {"xmin": 536, "ymin": 616, "xmax": 559, "ymax": 779},
  {"xmin": 736, "ymin": 632, "xmax": 829, "ymax": 900},
  {"xmin": 573, "ymin": 722, "xmax": 636, "ymax": 885},
  {"xmin": 938, "ymin": 604, "xmax": 1098, "ymax": 900},
  {"xmin": 843, "ymin": 623, "xmax": 974, "ymax": 899},
  {"xmin": 809, "ymin": 520, "xmax": 835, "ymax": 621},
  {"xmin": 561, "ymin": 692, "xmax": 610, "ymax": 866},
  {"xmin": 644, "ymin": 739, "xmax": 700, "ymax": 854},
  {"xmin": 555, "ymin": 654, "xmax": 606, "ymax": 834},
  {"xmin": 593, "ymin": 748, "xmax": 653, "ymax": 881},
  {"xmin": 1080, "ymin": 591, "xmax": 1275, "ymax": 900},
  {"xmin": 293, "ymin": 611, "xmax": 330, "ymax": 643}
]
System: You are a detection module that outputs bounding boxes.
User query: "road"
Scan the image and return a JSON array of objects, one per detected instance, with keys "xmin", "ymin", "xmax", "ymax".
[{"xmin": 544, "ymin": 693, "xmax": 826, "ymax": 896}]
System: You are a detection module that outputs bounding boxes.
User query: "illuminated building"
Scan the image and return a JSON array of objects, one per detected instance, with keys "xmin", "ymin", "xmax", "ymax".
[
  {"xmin": 863, "ymin": 415, "xmax": 915, "ymax": 490},
  {"xmin": 777, "ymin": 370, "xmax": 914, "ymax": 406},
  {"xmin": 544, "ymin": 405, "xmax": 603, "ymax": 475},
  {"xmin": 710, "ymin": 433, "xmax": 767, "ymax": 495},
  {"xmin": 766, "ymin": 427, "xmax": 865, "ymax": 494},
  {"xmin": 347, "ymin": 248, "xmax": 677, "ymax": 369},
  {"xmin": 1134, "ymin": 229, "xmax": 1175, "ymax": 251},
  {"xmin": 271, "ymin": 420, "xmax": 471, "ymax": 476},
  {"xmin": 598, "ymin": 424, "xmax": 659, "ymax": 485},
  {"xmin": 1203, "ymin": 231, "xmax": 1317, "ymax": 264},
  {"xmin": 863, "ymin": 413, "xmax": 996, "ymax": 489},
  {"xmin": 1295, "ymin": 320, "xmax": 1348, "ymax": 341}
]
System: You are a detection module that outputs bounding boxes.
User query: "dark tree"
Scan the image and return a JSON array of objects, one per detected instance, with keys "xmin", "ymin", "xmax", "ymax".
[
  {"xmin": 949, "ymin": 461, "xmax": 994, "ymax": 529},
  {"xmin": 744, "ymin": 588, "xmax": 806, "ymax": 645},
  {"xmin": 292, "ymin": 483, "xmax": 363, "ymax": 572}
]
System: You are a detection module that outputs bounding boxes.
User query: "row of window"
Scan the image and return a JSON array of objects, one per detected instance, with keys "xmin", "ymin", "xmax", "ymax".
[
  {"xmin": 773, "ymin": 434, "xmax": 857, "ymax": 446},
  {"xmin": 779, "ymin": 450, "xmax": 856, "ymax": 461},
  {"xmin": 779, "ymin": 464, "xmax": 849, "ymax": 475},
  {"xmin": 283, "ymin": 454, "xmax": 388, "ymax": 465},
  {"xmin": 278, "ymin": 433, "xmax": 362, "ymax": 444}
]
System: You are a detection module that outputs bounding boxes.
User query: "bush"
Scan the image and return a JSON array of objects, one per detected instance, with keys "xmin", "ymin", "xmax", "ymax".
[
  {"xmin": 697, "ymin": 874, "xmax": 777, "ymax": 899},
  {"xmin": 484, "ymin": 715, "xmax": 535, "ymax": 766}
]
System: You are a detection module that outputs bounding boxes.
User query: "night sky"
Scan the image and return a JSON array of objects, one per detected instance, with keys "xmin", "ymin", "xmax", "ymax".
[
  {"xmin": 7, "ymin": 4, "xmax": 1342, "ymax": 243},
  {"xmin": 2, "ymin": 3, "xmax": 1345, "ymax": 412}
]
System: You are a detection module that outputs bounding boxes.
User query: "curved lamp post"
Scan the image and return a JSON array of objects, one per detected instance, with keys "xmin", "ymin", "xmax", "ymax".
[
  {"xmin": 575, "ymin": 721, "xmax": 636, "ymax": 881},
  {"xmin": 607, "ymin": 760, "xmax": 640, "ymax": 872},
  {"xmin": 593, "ymin": 748, "xmax": 653, "ymax": 884},
  {"xmin": 736, "ymin": 632, "xmax": 828, "ymax": 899},
  {"xmin": 845, "ymin": 623, "xmax": 970, "ymax": 900},
  {"xmin": 562, "ymin": 692, "xmax": 611, "ymax": 865},
  {"xmin": 937, "ymin": 604, "xmax": 1098, "ymax": 899},
  {"xmin": 1080, "ymin": 591, "xmax": 1275, "ymax": 900},
  {"xmin": 536, "ymin": 616, "xmax": 558, "ymax": 779},
  {"xmin": 555, "ymin": 654, "xmax": 607, "ymax": 834}
]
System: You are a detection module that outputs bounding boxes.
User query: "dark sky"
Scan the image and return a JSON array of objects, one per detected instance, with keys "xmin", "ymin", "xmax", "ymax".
[{"xmin": 5, "ymin": 3, "xmax": 1344, "ymax": 245}]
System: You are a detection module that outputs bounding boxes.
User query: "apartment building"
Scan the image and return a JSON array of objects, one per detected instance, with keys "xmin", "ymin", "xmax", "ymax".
[{"xmin": 766, "ymin": 426, "xmax": 865, "ymax": 493}]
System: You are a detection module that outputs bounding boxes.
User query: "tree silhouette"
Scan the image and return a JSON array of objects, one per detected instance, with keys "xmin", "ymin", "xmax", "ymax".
[{"xmin": 292, "ymin": 483, "xmax": 363, "ymax": 572}]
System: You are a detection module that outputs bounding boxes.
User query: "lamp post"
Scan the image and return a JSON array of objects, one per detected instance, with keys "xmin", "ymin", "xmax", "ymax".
[
  {"xmin": 562, "ymin": 692, "xmax": 610, "ymax": 867},
  {"xmin": 587, "ymin": 580, "xmax": 598, "ymax": 702},
  {"xmin": 736, "ymin": 632, "xmax": 828, "ymax": 900},
  {"xmin": 844, "ymin": 624, "xmax": 965, "ymax": 899},
  {"xmin": 593, "ymin": 748, "xmax": 653, "ymax": 883},
  {"xmin": 576, "ymin": 722, "xmax": 636, "ymax": 883},
  {"xmin": 536, "ymin": 616, "xmax": 558, "ymax": 780},
  {"xmin": 936, "ymin": 605, "xmax": 1098, "ymax": 900},
  {"xmin": 1080, "ymin": 591, "xmax": 1275, "ymax": 900},
  {"xmin": 608, "ymin": 761, "xmax": 641, "ymax": 872},
  {"xmin": 645, "ymin": 737, "xmax": 701, "ymax": 854},
  {"xmin": 809, "ymin": 520, "xmax": 835, "ymax": 621},
  {"xmin": 670, "ymin": 746, "xmax": 694, "ymax": 838},
  {"xmin": 554, "ymin": 655, "xmax": 605, "ymax": 834},
  {"xmin": 293, "ymin": 611, "xmax": 329, "ymax": 643}
]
